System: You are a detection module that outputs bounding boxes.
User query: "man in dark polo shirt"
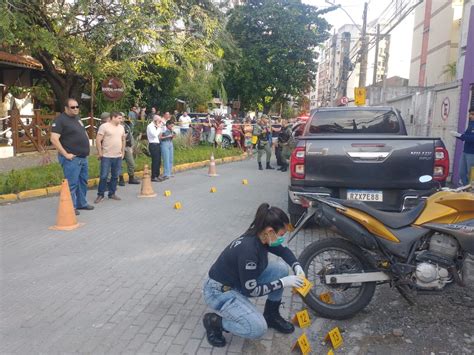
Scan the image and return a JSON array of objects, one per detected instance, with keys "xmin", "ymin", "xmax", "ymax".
[{"xmin": 50, "ymin": 98, "xmax": 94, "ymax": 214}]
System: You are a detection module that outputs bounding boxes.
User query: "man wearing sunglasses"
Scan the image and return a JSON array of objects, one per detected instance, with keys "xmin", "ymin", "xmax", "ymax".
[{"xmin": 51, "ymin": 98, "xmax": 94, "ymax": 215}]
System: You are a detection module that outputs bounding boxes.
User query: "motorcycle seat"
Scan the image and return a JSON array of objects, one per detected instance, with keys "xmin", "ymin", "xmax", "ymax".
[{"xmin": 337, "ymin": 199, "xmax": 426, "ymax": 229}]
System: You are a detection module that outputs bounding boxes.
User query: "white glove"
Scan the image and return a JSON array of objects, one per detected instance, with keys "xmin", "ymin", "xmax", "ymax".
[
  {"xmin": 450, "ymin": 130, "xmax": 461, "ymax": 138},
  {"xmin": 280, "ymin": 275, "xmax": 305, "ymax": 288},
  {"xmin": 294, "ymin": 265, "xmax": 306, "ymax": 278}
]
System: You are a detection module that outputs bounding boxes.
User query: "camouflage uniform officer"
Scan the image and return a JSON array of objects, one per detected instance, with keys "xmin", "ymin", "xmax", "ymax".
[
  {"xmin": 278, "ymin": 120, "xmax": 292, "ymax": 173},
  {"xmin": 253, "ymin": 116, "xmax": 274, "ymax": 170}
]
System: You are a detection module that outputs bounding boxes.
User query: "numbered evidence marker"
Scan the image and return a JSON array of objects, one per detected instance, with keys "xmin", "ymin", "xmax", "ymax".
[
  {"xmin": 210, "ymin": 187, "xmax": 217, "ymax": 193},
  {"xmin": 292, "ymin": 309, "xmax": 311, "ymax": 328},
  {"xmin": 242, "ymin": 179, "xmax": 248, "ymax": 185},
  {"xmin": 294, "ymin": 277, "xmax": 313, "ymax": 297},
  {"xmin": 164, "ymin": 190, "xmax": 171, "ymax": 197},
  {"xmin": 174, "ymin": 202, "xmax": 182, "ymax": 209},
  {"xmin": 325, "ymin": 327, "xmax": 343, "ymax": 350},
  {"xmin": 319, "ymin": 292, "xmax": 335, "ymax": 304},
  {"xmin": 291, "ymin": 333, "xmax": 311, "ymax": 354}
]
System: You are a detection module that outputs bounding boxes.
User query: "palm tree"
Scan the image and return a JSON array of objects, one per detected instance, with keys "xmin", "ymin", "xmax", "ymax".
[{"xmin": 442, "ymin": 62, "xmax": 457, "ymax": 81}]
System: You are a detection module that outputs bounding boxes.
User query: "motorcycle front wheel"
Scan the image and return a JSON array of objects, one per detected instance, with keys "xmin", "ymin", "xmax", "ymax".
[{"xmin": 299, "ymin": 238, "xmax": 376, "ymax": 320}]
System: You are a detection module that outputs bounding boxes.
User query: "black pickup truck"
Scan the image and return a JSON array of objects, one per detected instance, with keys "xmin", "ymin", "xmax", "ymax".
[{"xmin": 288, "ymin": 106, "xmax": 449, "ymax": 225}]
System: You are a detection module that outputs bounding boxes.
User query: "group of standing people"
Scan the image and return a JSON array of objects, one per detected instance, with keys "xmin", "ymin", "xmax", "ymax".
[
  {"xmin": 252, "ymin": 116, "xmax": 293, "ymax": 172},
  {"xmin": 146, "ymin": 112, "xmax": 176, "ymax": 182}
]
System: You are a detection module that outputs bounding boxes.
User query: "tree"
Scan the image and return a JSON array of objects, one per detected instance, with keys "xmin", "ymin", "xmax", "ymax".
[
  {"xmin": 0, "ymin": 0, "xmax": 225, "ymax": 111},
  {"xmin": 442, "ymin": 62, "xmax": 457, "ymax": 81},
  {"xmin": 224, "ymin": 0, "xmax": 334, "ymax": 113}
]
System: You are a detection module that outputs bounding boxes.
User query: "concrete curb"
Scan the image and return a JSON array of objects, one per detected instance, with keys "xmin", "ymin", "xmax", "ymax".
[{"xmin": 0, "ymin": 153, "xmax": 248, "ymax": 203}]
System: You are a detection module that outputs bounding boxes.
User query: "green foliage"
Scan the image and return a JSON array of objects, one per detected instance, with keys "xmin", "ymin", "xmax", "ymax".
[
  {"xmin": 175, "ymin": 66, "xmax": 216, "ymax": 111},
  {"xmin": 442, "ymin": 62, "xmax": 457, "ymax": 81},
  {"xmin": 0, "ymin": 0, "xmax": 226, "ymax": 109},
  {"xmin": 224, "ymin": 0, "xmax": 332, "ymax": 113},
  {"xmin": 0, "ymin": 146, "xmax": 241, "ymax": 194}
]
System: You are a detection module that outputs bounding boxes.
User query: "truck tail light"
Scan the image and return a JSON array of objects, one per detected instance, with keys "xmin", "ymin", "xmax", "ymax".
[
  {"xmin": 290, "ymin": 145, "xmax": 305, "ymax": 179},
  {"xmin": 434, "ymin": 146, "xmax": 449, "ymax": 181}
]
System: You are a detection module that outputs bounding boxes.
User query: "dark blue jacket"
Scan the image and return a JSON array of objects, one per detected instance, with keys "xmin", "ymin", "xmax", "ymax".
[{"xmin": 459, "ymin": 120, "xmax": 474, "ymax": 154}]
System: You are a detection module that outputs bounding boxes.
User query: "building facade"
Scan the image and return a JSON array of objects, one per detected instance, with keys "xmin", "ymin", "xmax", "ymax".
[{"xmin": 409, "ymin": 0, "xmax": 463, "ymax": 86}]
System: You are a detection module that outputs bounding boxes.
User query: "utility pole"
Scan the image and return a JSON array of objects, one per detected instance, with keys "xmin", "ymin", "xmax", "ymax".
[
  {"xmin": 358, "ymin": 2, "xmax": 368, "ymax": 88},
  {"xmin": 340, "ymin": 31, "xmax": 351, "ymax": 98},
  {"xmin": 330, "ymin": 32, "xmax": 337, "ymax": 105},
  {"xmin": 372, "ymin": 24, "xmax": 380, "ymax": 85}
]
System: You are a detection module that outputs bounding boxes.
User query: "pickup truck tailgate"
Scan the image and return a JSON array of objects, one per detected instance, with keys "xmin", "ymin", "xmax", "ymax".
[{"xmin": 303, "ymin": 136, "xmax": 435, "ymax": 190}]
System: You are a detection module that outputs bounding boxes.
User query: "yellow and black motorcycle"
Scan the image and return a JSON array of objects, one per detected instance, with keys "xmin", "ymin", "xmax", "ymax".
[{"xmin": 289, "ymin": 179, "xmax": 474, "ymax": 319}]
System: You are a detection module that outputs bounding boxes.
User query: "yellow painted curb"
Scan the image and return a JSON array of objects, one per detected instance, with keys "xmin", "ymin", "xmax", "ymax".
[
  {"xmin": 18, "ymin": 188, "xmax": 48, "ymax": 200},
  {"xmin": 87, "ymin": 178, "xmax": 100, "ymax": 188},
  {"xmin": 46, "ymin": 185, "xmax": 62, "ymax": 195},
  {"xmin": 0, "ymin": 193, "xmax": 18, "ymax": 202},
  {"xmin": 2, "ymin": 153, "xmax": 245, "ymax": 203}
]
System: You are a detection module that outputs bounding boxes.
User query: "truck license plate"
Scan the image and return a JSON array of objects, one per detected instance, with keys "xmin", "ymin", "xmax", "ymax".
[{"xmin": 347, "ymin": 190, "xmax": 383, "ymax": 202}]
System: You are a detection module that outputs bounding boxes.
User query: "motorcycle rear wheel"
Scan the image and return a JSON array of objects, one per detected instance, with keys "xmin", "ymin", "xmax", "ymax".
[{"xmin": 299, "ymin": 238, "xmax": 376, "ymax": 320}]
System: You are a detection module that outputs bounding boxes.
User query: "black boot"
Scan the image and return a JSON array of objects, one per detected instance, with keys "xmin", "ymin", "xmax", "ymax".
[
  {"xmin": 128, "ymin": 175, "xmax": 140, "ymax": 184},
  {"xmin": 266, "ymin": 162, "xmax": 275, "ymax": 170},
  {"xmin": 280, "ymin": 165, "xmax": 287, "ymax": 172},
  {"xmin": 118, "ymin": 175, "xmax": 125, "ymax": 186},
  {"xmin": 258, "ymin": 162, "xmax": 263, "ymax": 170},
  {"xmin": 263, "ymin": 300, "xmax": 294, "ymax": 334},
  {"xmin": 203, "ymin": 313, "xmax": 226, "ymax": 347}
]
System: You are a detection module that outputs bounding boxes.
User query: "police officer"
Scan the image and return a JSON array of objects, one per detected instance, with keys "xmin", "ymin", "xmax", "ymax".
[
  {"xmin": 253, "ymin": 116, "xmax": 274, "ymax": 170},
  {"xmin": 277, "ymin": 120, "xmax": 292, "ymax": 172},
  {"xmin": 118, "ymin": 114, "xmax": 140, "ymax": 185},
  {"xmin": 202, "ymin": 203, "xmax": 305, "ymax": 347}
]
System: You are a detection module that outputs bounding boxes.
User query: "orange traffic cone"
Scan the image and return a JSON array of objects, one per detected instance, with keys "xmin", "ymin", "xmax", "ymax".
[
  {"xmin": 138, "ymin": 164, "xmax": 157, "ymax": 198},
  {"xmin": 208, "ymin": 154, "xmax": 218, "ymax": 177},
  {"xmin": 49, "ymin": 179, "xmax": 82, "ymax": 231}
]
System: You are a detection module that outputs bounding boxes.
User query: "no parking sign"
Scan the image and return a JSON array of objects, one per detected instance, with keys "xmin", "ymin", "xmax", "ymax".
[{"xmin": 441, "ymin": 97, "xmax": 450, "ymax": 121}]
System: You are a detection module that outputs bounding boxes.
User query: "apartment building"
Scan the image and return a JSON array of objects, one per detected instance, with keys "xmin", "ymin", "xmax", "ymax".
[{"xmin": 409, "ymin": 0, "xmax": 463, "ymax": 86}]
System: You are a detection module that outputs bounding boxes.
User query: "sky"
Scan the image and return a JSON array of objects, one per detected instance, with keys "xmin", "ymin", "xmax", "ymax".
[{"xmin": 303, "ymin": 0, "xmax": 416, "ymax": 79}]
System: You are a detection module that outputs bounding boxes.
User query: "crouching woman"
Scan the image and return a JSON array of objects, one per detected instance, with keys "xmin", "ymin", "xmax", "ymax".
[{"xmin": 202, "ymin": 203, "xmax": 305, "ymax": 347}]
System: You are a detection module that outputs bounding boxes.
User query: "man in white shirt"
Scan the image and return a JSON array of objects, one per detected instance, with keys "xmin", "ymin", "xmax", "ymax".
[
  {"xmin": 147, "ymin": 115, "xmax": 164, "ymax": 181},
  {"xmin": 179, "ymin": 112, "xmax": 192, "ymax": 135}
]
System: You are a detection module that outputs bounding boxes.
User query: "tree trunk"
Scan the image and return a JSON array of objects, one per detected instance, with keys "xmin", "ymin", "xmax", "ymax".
[{"xmin": 36, "ymin": 51, "xmax": 86, "ymax": 112}]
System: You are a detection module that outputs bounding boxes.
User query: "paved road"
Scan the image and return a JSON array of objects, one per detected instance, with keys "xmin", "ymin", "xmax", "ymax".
[{"xmin": 1, "ymin": 158, "xmax": 473, "ymax": 354}]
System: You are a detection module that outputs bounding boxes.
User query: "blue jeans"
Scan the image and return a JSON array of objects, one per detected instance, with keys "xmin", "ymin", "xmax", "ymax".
[
  {"xmin": 58, "ymin": 155, "xmax": 89, "ymax": 209},
  {"xmin": 161, "ymin": 140, "xmax": 174, "ymax": 177},
  {"xmin": 98, "ymin": 157, "xmax": 122, "ymax": 197},
  {"xmin": 203, "ymin": 261, "xmax": 288, "ymax": 339},
  {"xmin": 180, "ymin": 128, "xmax": 189, "ymax": 135},
  {"xmin": 459, "ymin": 152, "xmax": 474, "ymax": 186}
]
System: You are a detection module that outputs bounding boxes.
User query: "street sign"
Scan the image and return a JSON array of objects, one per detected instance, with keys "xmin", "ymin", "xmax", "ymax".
[
  {"xmin": 101, "ymin": 77, "xmax": 125, "ymax": 101},
  {"xmin": 354, "ymin": 87, "xmax": 366, "ymax": 106},
  {"xmin": 441, "ymin": 97, "xmax": 450, "ymax": 121},
  {"xmin": 340, "ymin": 96, "xmax": 349, "ymax": 105}
]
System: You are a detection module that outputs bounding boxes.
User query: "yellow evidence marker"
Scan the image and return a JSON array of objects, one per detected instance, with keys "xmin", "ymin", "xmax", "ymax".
[
  {"xmin": 319, "ymin": 292, "xmax": 335, "ymax": 304},
  {"xmin": 325, "ymin": 327, "xmax": 343, "ymax": 350},
  {"xmin": 327, "ymin": 349, "xmax": 335, "ymax": 355},
  {"xmin": 291, "ymin": 333, "xmax": 311, "ymax": 354},
  {"xmin": 210, "ymin": 187, "xmax": 217, "ymax": 193},
  {"xmin": 164, "ymin": 190, "xmax": 171, "ymax": 197},
  {"xmin": 294, "ymin": 277, "xmax": 313, "ymax": 297},
  {"xmin": 242, "ymin": 179, "xmax": 248, "ymax": 185},
  {"xmin": 173, "ymin": 202, "xmax": 182, "ymax": 209},
  {"xmin": 291, "ymin": 309, "xmax": 311, "ymax": 328}
]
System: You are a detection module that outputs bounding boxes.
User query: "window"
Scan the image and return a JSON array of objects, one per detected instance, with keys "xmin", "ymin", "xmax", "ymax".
[{"xmin": 308, "ymin": 110, "xmax": 401, "ymax": 134}]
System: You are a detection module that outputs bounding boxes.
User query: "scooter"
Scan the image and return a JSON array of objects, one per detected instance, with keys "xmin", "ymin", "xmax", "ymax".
[{"xmin": 288, "ymin": 177, "xmax": 474, "ymax": 319}]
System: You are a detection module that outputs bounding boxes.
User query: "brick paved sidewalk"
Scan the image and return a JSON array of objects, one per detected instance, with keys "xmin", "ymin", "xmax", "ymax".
[{"xmin": 0, "ymin": 157, "xmax": 303, "ymax": 354}]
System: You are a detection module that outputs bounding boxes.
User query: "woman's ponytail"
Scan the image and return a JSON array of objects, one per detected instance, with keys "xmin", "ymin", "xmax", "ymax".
[{"xmin": 247, "ymin": 203, "xmax": 289, "ymax": 235}]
